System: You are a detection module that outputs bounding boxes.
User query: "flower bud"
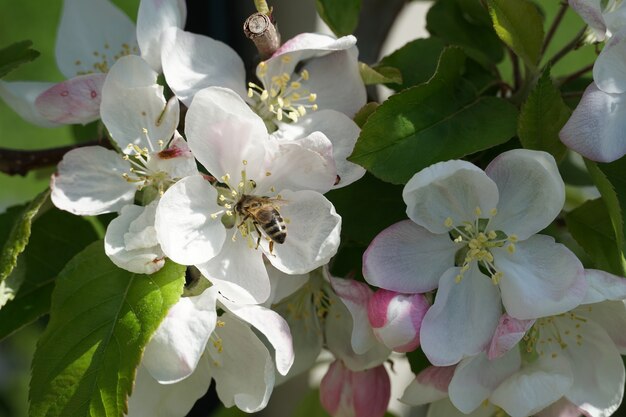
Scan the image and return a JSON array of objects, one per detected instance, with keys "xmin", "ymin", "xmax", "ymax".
[
  {"xmin": 367, "ymin": 289, "xmax": 429, "ymax": 352},
  {"xmin": 320, "ymin": 360, "xmax": 391, "ymax": 417}
]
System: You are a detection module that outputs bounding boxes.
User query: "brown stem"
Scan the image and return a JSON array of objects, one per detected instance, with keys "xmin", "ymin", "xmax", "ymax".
[
  {"xmin": 0, "ymin": 139, "xmax": 109, "ymax": 176},
  {"xmin": 508, "ymin": 48, "xmax": 521, "ymax": 91},
  {"xmin": 243, "ymin": 12, "xmax": 281, "ymax": 59},
  {"xmin": 547, "ymin": 27, "xmax": 587, "ymax": 67},
  {"xmin": 542, "ymin": 2, "xmax": 568, "ymax": 55},
  {"xmin": 558, "ymin": 63, "xmax": 594, "ymax": 86}
]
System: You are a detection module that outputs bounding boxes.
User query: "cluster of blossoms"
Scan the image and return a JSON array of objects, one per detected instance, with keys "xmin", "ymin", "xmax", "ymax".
[{"xmin": 4, "ymin": 0, "xmax": 626, "ymax": 416}]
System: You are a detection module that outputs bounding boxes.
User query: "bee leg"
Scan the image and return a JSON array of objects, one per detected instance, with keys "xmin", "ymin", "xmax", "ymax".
[
  {"xmin": 237, "ymin": 214, "xmax": 251, "ymax": 229},
  {"xmin": 251, "ymin": 222, "xmax": 262, "ymax": 250},
  {"xmin": 269, "ymin": 240, "xmax": 274, "ymax": 255}
]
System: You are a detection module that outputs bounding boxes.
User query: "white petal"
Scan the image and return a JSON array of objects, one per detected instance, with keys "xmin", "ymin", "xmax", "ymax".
[
  {"xmin": 485, "ymin": 149, "xmax": 565, "ymax": 240},
  {"xmin": 569, "ymin": 0, "xmax": 607, "ymax": 41},
  {"xmin": 330, "ymin": 276, "xmax": 376, "ymax": 355},
  {"xmin": 272, "ymin": 109, "xmax": 365, "ymax": 188},
  {"xmin": 448, "ymin": 350, "xmax": 521, "ymax": 414},
  {"xmin": 266, "ymin": 190, "xmax": 341, "ymax": 275},
  {"xmin": 535, "ymin": 398, "xmax": 588, "ymax": 417},
  {"xmin": 35, "ymin": 74, "xmax": 106, "ymax": 125},
  {"xmin": 137, "ymin": 0, "xmax": 186, "ymax": 72},
  {"xmin": 579, "ymin": 301, "xmax": 626, "ymax": 353},
  {"xmin": 0, "ymin": 81, "xmax": 60, "ymax": 127},
  {"xmin": 104, "ymin": 54, "xmax": 157, "ymax": 89},
  {"xmin": 594, "ymin": 30, "xmax": 626, "ymax": 94},
  {"xmin": 265, "ymin": 263, "xmax": 309, "ymax": 305},
  {"xmin": 400, "ymin": 366, "xmax": 456, "ymax": 406},
  {"xmin": 147, "ymin": 133, "xmax": 198, "ymax": 179},
  {"xmin": 495, "ymin": 235, "xmax": 587, "ymax": 320},
  {"xmin": 560, "ymin": 83, "xmax": 626, "ymax": 163},
  {"xmin": 488, "ymin": 314, "xmax": 535, "ymax": 360},
  {"xmin": 185, "ymin": 87, "xmax": 267, "ymax": 185},
  {"xmin": 261, "ymin": 133, "xmax": 337, "ymax": 194},
  {"xmin": 491, "ymin": 355, "xmax": 573, "ymax": 417},
  {"xmin": 127, "ymin": 362, "xmax": 211, "ymax": 417},
  {"xmin": 161, "ymin": 28, "xmax": 246, "ymax": 106},
  {"xmin": 197, "ymin": 232, "xmax": 271, "ymax": 305},
  {"xmin": 208, "ymin": 314, "xmax": 275, "ymax": 413},
  {"xmin": 403, "ymin": 160, "xmax": 499, "ymax": 234},
  {"xmin": 104, "ymin": 202, "xmax": 165, "ymax": 274},
  {"xmin": 142, "ymin": 288, "xmax": 218, "ymax": 383},
  {"xmin": 420, "ymin": 267, "xmax": 502, "ymax": 366},
  {"xmin": 363, "ymin": 220, "xmax": 456, "ymax": 293},
  {"xmin": 582, "ymin": 269, "xmax": 626, "ymax": 304},
  {"xmin": 220, "ymin": 298, "xmax": 294, "ymax": 376},
  {"xmin": 51, "ymin": 146, "xmax": 136, "ymax": 215},
  {"xmin": 155, "ymin": 175, "xmax": 226, "ymax": 265},
  {"xmin": 55, "ymin": 0, "xmax": 137, "ymax": 79}
]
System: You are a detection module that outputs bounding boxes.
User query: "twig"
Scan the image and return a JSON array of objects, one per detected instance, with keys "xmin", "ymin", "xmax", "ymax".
[
  {"xmin": 508, "ymin": 48, "xmax": 521, "ymax": 91},
  {"xmin": 547, "ymin": 27, "xmax": 587, "ymax": 67},
  {"xmin": 558, "ymin": 63, "xmax": 594, "ymax": 86},
  {"xmin": 542, "ymin": 2, "xmax": 568, "ymax": 55},
  {"xmin": 0, "ymin": 139, "xmax": 109, "ymax": 176},
  {"xmin": 243, "ymin": 12, "xmax": 281, "ymax": 59},
  {"xmin": 254, "ymin": 0, "xmax": 270, "ymax": 15}
]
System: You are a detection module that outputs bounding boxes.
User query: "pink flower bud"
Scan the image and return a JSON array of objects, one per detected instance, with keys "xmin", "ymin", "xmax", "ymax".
[
  {"xmin": 320, "ymin": 360, "xmax": 391, "ymax": 417},
  {"xmin": 367, "ymin": 289, "xmax": 429, "ymax": 352}
]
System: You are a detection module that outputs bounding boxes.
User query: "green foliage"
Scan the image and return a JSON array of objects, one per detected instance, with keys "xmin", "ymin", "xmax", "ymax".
[
  {"xmin": 517, "ymin": 68, "xmax": 569, "ymax": 161},
  {"xmin": 0, "ymin": 40, "xmax": 40, "ymax": 79},
  {"xmin": 0, "ymin": 189, "xmax": 50, "ymax": 292},
  {"xmin": 487, "ymin": 0, "xmax": 544, "ymax": 69},
  {"xmin": 29, "ymin": 242, "xmax": 185, "ymax": 417},
  {"xmin": 426, "ymin": 0, "xmax": 504, "ymax": 64},
  {"xmin": 406, "ymin": 348, "xmax": 431, "ymax": 375},
  {"xmin": 353, "ymin": 102, "xmax": 379, "ymax": 128},
  {"xmin": 349, "ymin": 47, "xmax": 518, "ymax": 184},
  {"xmin": 315, "ymin": 0, "xmax": 361, "ymax": 36},
  {"xmin": 0, "ymin": 208, "xmax": 100, "ymax": 340},
  {"xmin": 566, "ymin": 199, "xmax": 626, "ymax": 276},
  {"xmin": 597, "ymin": 157, "xmax": 626, "ymax": 252},
  {"xmin": 379, "ymin": 38, "xmax": 447, "ymax": 91},
  {"xmin": 358, "ymin": 62, "xmax": 402, "ymax": 86}
]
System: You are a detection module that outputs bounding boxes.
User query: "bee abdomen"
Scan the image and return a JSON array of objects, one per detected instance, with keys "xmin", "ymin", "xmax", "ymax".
[{"xmin": 263, "ymin": 215, "xmax": 287, "ymax": 244}]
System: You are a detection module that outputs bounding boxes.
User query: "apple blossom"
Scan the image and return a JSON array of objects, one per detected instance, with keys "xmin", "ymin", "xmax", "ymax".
[
  {"xmin": 568, "ymin": 0, "xmax": 626, "ymax": 41},
  {"xmin": 364, "ymin": 149, "xmax": 587, "ymax": 366},
  {"xmin": 0, "ymin": 0, "xmax": 185, "ymax": 126}
]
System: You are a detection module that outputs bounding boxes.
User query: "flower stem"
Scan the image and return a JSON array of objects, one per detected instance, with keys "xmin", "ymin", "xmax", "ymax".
[
  {"xmin": 546, "ymin": 27, "xmax": 587, "ymax": 67},
  {"xmin": 542, "ymin": 2, "xmax": 568, "ymax": 56},
  {"xmin": 558, "ymin": 63, "xmax": 594, "ymax": 86},
  {"xmin": 243, "ymin": 12, "xmax": 281, "ymax": 59}
]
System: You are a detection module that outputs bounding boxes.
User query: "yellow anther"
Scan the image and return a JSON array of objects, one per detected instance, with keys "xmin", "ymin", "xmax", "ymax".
[
  {"xmin": 477, "ymin": 233, "xmax": 488, "ymax": 243},
  {"xmin": 491, "ymin": 271, "xmax": 503, "ymax": 285},
  {"xmin": 490, "ymin": 208, "xmax": 498, "ymax": 216},
  {"xmin": 210, "ymin": 213, "xmax": 219, "ymax": 219},
  {"xmin": 265, "ymin": 171, "xmax": 272, "ymax": 176},
  {"xmin": 222, "ymin": 174, "xmax": 231, "ymax": 182},
  {"xmin": 297, "ymin": 105, "xmax": 306, "ymax": 116},
  {"xmin": 277, "ymin": 108, "xmax": 283, "ymax": 120},
  {"xmin": 487, "ymin": 231, "xmax": 497, "ymax": 239},
  {"xmin": 219, "ymin": 195, "xmax": 226, "ymax": 202},
  {"xmin": 455, "ymin": 274, "xmax": 463, "ymax": 283},
  {"xmin": 281, "ymin": 55, "xmax": 292, "ymax": 63},
  {"xmin": 216, "ymin": 320, "xmax": 225, "ymax": 327},
  {"xmin": 242, "ymin": 159, "xmax": 248, "ymax": 165},
  {"xmin": 301, "ymin": 69, "xmax": 309, "ymax": 80},
  {"xmin": 454, "ymin": 236, "xmax": 463, "ymax": 243},
  {"xmin": 507, "ymin": 244, "xmax": 516, "ymax": 254},
  {"xmin": 260, "ymin": 90, "xmax": 269, "ymax": 101},
  {"xmin": 291, "ymin": 81, "xmax": 301, "ymax": 89},
  {"xmin": 270, "ymin": 89, "xmax": 278, "ymax": 98},
  {"xmin": 142, "ymin": 128, "xmax": 148, "ymax": 134},
  {"xmin": 475, "ymin": 207, "xmax": 482, "ymax": 216},
  {"xmin": 277, "ymin": 96, "xmax": 284, "ymax": 107},
  {"xmin": 444, "ymin": 217, "xmax": 454, "ymax": 228},
  {"xmin": 508, "ymin": 234, "xmax": 518, "ymax": 243},
  {"xmin": 226, "ymin": 210, "xmax": 233, "ymax": 216},
  {"xmin": 308, "ymin": 93, "xmax": 317, "ymax": 102},
  {"xmin": 247, "ymin": 88, "xmax": 254, "ymax": 98}
]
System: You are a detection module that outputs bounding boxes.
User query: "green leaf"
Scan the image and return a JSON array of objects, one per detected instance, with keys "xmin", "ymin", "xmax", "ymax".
[
  {"xmin": 586, "ymin": 159, "xmax": 624, "ymax": 254},
  {"xmin": 349, "ymin": 47, "xmax": 518, "ymax": 184},
  {"xmin": 353, "ymin": 102, "xmax": 379, "ymax": 128},
  {"xmin": 597, "ymin": 157, "xmax": 626, "ymax": 250},
  {"xmin": 359, "ymin": 62, "xmax": 402, "ymax": 85},
  {"xmin": 0, "ymin": 209, "xmax": 100, "ymax": 340},
  {"xmin": 0, "ymin": 189, "xmax": 50, "ymax": 291},
  {"xmin": 426, "ymin": 0, "xmax": 504, "ymax": 64},
  {"xmin": 0, "ymin": 40, "xmax": 40, "ymax": 78},
  {"xmin": 565, "ymin": 198, "xmax": 626, "ymax": 275},
  {"xmin": 315, "ymin": 0, "xmax": 361, "ymax": 36},
  {"xmin": 487, "ymin": 0, "xmax": 544, "ymax": 69},
  {"xmin": 210, "ymin": 406, "xmax": 247, "ymax": 417},
  {"xmin": 29, "ymin": 241, "xmax": 185, "ymax": 417},
  {"xmin": 379, "ymin": 38, "xmax": 447, "ymax": 91},
  {"xmin": 406, "ymin": 348, "xmax": 431, "ymax": 375},
  {"xmin": 517, "ymin": 68, "xmax": 569, "ymax": 161}
]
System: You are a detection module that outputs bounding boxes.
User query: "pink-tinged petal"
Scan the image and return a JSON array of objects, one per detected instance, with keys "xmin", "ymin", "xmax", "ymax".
[
  {"xmin": 488, "ymin": 314, "xmax": 535, "ymax": 360},
  {"xmin": 220, "ymin": 297, "xmax": 294, "ymax": 376},
  {"xmin": 261, "ymin": 133, "xmax": 337, "ymax": 194},
  {"xmin": 127, "ymin": 362, "xmax": 211, "ymax": 417},
  {"xmin": 137, "ymin": 0, "xmax": 186, "ymax": 72},
  {"xmin": 55, "ymin": 0, "xmax": 136, "ymax": 79},
  {"xmin": 51, "ymin": 146, "xmax": 136, "ymax": 215},
  {"xmin": 449, "ymin": 350, "xmax": 521, "ymax": 414},
  {"xmin": 266, "ymin": 190, "xmax": 341, "ymax": 275},
  {"xmin": 142, "ymin": 287, "xmax": 218, "ymax": 383},
  {"xmin": 578, "ymin": 301, "xmax": 626, "ymax": 354},
  {"xmin": 35, "ymin": 73, "xmax": 106, "ymax": 125},
  {"xmin": 535, "ymin": 398, "xmax": 589, "ymax": 417},
  {"xmin": 104, "ymin": 203, "xmax": 165, "ymax": 274},
  {"xmin": 0, "ymin": 81, "xmax": 60, "ymax": 127},
  {"xmin": 400, "ymin": 366, "xmax": 456, "ymax": 406},
  {"xmin": 185, "ymin": 87, "xmax": 267, "ymax": 185},
  {"xmin": 197, "ymin": 232, "xmax": 271, "ymax": 305},
  {"xmin": 207, "ymin": 314, "xmax": 275, "ymax": 413},
  {"xmin": 320, "ymin": 360, "xmax": 391, "ymax": 417},
  {"xmin": 594, "ymin": 30, "xmax": 626, "ymax": 94},
  {"xmin": 420, "ymin": 267, "xmax": 502, "ymax": 366},
  {"xmin": 330, "ymin": 276, "xmax": 375, "ymax": 355},
  {"xmin": 491, "ymin": 355, "xmax": 573, "ymax": 417},
  {"xmin": 148, "ymin": 133, "xmax": 198, "ymax": 179},
  {"xmin": 368, "ymin": 289, "xmax": 429, "ymax": 352},
  {"xmin": 155, "ymin": 175, "xmax": 226, "ymax": 265},
  {"xmin": 403, "ymin": 160, "xmax": 499, "ymax": 234},
  {"xmin": 272, "ymin": 109, "xmax": 365, "ymax": 188},
  {"xmin": 560, "ymin": 83, "xmax": 626, "ymax": 163},
  {"xmin": 161, "ymin": 28, "xmax": 246, "ymax": 106},
  {"xmin": 569, "ymin": 0, "xmax": 607, "ymax": 41},
  {"xmin": 363, "ymin": 220, "xmax": 456, "ymax": 293},
  {"xmin": 495, "ymin": 235, "xmax": 587, "ymax": 320},
  {"xmin": 582, "ymin": 269, "xmax": 626, "ymax": 305},
  {"xmin": 485, "ymin": 149, "xmax": 564, "ymax": 240}
]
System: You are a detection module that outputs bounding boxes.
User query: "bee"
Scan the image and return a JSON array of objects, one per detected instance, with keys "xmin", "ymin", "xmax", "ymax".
[{"xmin": 235, "ymin": 194, "xmax": 287, "ymax": 253}]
